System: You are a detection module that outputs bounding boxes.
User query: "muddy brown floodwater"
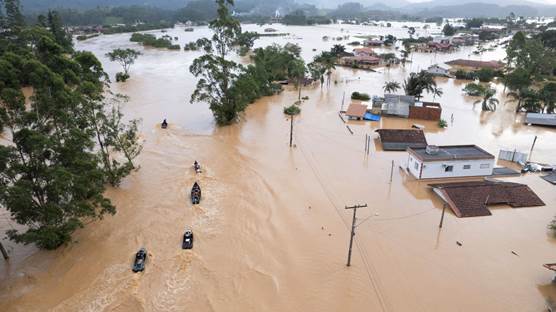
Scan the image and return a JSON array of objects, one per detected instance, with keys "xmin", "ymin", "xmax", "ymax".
[{"xmin": 1, "ymin": 23, "xmax": 556, "ymax": 312}]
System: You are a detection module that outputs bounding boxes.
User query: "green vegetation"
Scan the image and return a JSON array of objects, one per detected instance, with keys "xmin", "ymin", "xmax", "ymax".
[
  {"xmin": 442, "ymin": 23, "xmax": 456, "ymax": 36},
  {"xmin": 102, "ymin": 22, "xmax": 174, "ymax": 35},
  {"xmin": 504, "ymin": 30, "xmax": 556, "ymax": 113},
  {"xmin": 106, "ymin": 48, "xmax": 141, "ymax": 82},
  {"xmin": 438, "ymin": 119, "xmax": 448, "ymax": 128},
  {"xmin": 183, "ymin": 41, "xmax": 199, "ymax": 51},
  {"xmin": 0, "ymin": 0, "xmax": 141, "ymax": 249},
  {"xmin": 130, "ymin": 33, "xmax": 180, "ymax": 50},
  {"xmin": 76, "ymin": 33, "xmax": 100, "ymax": 41},
  {"xmin": 190, "ymin": 0, "xmax": 306, "ymax": 125},
  {"xmin": 282, "ymin": 10, "xmax": 331, "ymax": 26},
  {"xmin": 463, "ymin": 83, "xmax": 498, "ymax": 111},
  {"xmin": 403, "ymin": 71, "xmax": 438, "ymax": 100},
  {"xmin": 454, "ymin": 69, "xmax": 477, "ymax": 80},
  {"xmin": 351, "ymin": 92, "xmax": 371, "ymax": 101},
  {"xmin": 284, "ymin": 104, "xmax": 301, "ymax": 116},
  {"xmin": 383, "ymin": 81, "xmax": 401, "ymax": 93}
]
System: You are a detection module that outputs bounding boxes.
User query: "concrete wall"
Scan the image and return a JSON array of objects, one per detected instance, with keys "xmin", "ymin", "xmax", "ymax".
[{"xmin": 408, "ymin": 155, "xmax": 494, "ymax": 179}]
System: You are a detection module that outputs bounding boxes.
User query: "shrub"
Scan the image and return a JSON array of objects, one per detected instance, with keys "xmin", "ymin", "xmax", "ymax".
[
  {"xmin": 115, "ymin": 72, "xmax": 130, "ymax": 82},
  {"xmin": 438, "ymin": 118, "xmax": 448, "ymax": 128},
  {"xmin": 455, "ymin": 69, "xmax": 477, "ymax": 80},
  {"xmin": 351, "ymin": 91, "xmax": 371, "ymax": 101},
  {"xmin": 475, "ymin": 68, "xmax": 496, "ymax": 82}
]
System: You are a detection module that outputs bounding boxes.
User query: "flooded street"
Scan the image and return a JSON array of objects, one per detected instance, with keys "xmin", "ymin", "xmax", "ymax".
[{"xmin": 1, "ymin": 23, "xmax": 556, "ymax": 311}]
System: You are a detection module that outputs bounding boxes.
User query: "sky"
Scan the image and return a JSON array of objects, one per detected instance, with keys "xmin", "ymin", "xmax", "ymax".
[{"xmin": 405, "ymin": 0, "xmax": 556, "ymax": 3}]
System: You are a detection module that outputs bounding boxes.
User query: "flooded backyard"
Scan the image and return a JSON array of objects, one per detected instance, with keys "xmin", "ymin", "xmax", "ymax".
[{"xmin": 1, "ymin": 23, "xmax": 556, "ymax": 311}]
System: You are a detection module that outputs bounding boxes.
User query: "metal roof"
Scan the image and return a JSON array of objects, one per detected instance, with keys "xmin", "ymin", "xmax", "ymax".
[{"xmin": 408, "ymin": 145, "xmax": 494, "ymax": 162}]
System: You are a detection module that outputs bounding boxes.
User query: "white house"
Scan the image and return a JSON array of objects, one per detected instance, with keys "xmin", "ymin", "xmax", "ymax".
[
  {"xmin": 427, "ymin": 64, "xmax": 450, "ymax": 77},
  {"xmin": 407, "ymin": 145, "xmax": 495, "ymax": 179}
]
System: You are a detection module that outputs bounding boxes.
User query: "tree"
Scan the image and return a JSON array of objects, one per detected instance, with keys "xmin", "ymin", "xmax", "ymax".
[
  {"xmin": 47, "ymin": 10, "xmax": 72, "ymax": 52},
  {"xmin": 0, "ymin": 4, "xmax": 140, "ymax": 249},
  {"xmin": 106, "ymin": 48, "xmax": 141, "ymax": 82},
  {"xmin": 403, "ymin": 71, "xmax": 437, "ymax": 100},
  {"xmin": 383, "ymin": 81, "xmax": 401, "ymax": 94},
  {"xmin": 314, "ymin": 51, "xmax": 336, "ymax": 87},
  {"xmin": 407, "ymin": 26, "xmax": 416, "ymax": 38},
  {"xmin": 308, "ymin": 61, "xmax": 326, "ymax": 89},
  {"xmin": 288, "ymin": 58, "xmax": 306, "ymax": 101},
  {"xmin": 539, "ymin": 83, "xmax": 556, "ymax": 113},
  {"xmin": 442, "ymin": 23, "xmax": 456, "ymax": 36},
  {"xmin": 331, "ymin": 44, "xmax": 345, "ymax": 56},
  {"xmin": 3, "ymin": 0, "xmax": 24, "ymax": 32},
  {"xmin": 284, "ymin": 104, "xmax": 301, "ymax": 147},
  {"xmin": 472, "ymin": 85, "xmax": 499, "ymax": 111},
  {"xmin": 190, "ymin": 0, "xmax": 244, "ymax": 125},
  {"xmin": 465, "ymin": 18, "xmax": 484, "ymax": 29}
]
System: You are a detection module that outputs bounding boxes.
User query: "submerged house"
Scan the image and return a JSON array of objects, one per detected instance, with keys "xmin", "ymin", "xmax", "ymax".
[
  {"xmin": 407, "ymin": 145, "xmax": 495, "ymax": 179},
  {"xmin": 525, "ymin": 113, "xmax": 556, "ymax": 127},
  {"xmin": 383, "ymin": 94, "xmax": 415, "ymax": 117},
  {"xmin": 427, "ymin": 64, "xmax": 450, "ymax": 77},
  {"xmin": 430, "ymin": 181, "xmax": 545, "ymax": 217},
  {"xmin": 445, "ymin": 59, "xmax": 504, "ymax": 71},
  {"xmin": 375, "ymin": 129, "xmax": 427, "ymax": 151}
]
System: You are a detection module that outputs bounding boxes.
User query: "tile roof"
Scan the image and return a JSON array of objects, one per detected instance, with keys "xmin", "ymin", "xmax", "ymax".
[
  {"xmin": 375, "ymin": 129, "xmax": 427, "ymax": 151},
  {"xmin": 345, "ymin": 104, "xmax": 368, "ymax": 118},
  {"xmin": 430, "ymin": 181, "xmax": 545, "ymax": 218}
]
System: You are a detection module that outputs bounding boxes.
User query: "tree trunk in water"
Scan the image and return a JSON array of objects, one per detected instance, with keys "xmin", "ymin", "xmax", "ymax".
[{"xmin": 289, "ymin": 116, "xmax": 294, "ymax": 147}]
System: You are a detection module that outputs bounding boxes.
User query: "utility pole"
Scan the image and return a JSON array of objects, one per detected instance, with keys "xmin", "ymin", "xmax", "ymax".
[
  {"xmin": 439, "ymin": 204, "xmax": 447, "ymax": 228},
  {"xmin": 528, "ymin": 135, "xmax": 537, "ymax": 161},
  {"xmin": 346, "ymin": 204, "xmax": 367, "ymax": 267},
  {"xmin": 289, "ymin": 115, "xmax": 294, "ymax": 147},
  {"xmin": 0, "ymin": 241, "xmax": 8, "ymax": 260}
]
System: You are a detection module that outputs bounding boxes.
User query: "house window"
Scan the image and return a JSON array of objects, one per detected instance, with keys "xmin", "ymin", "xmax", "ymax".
[
  {"xmin": 414, "ymin": 162, "xmax": 419, "ymax": 170},
  {"xmin": 445, "ymin": 165, "xmax": 454, "ymax": 172},
  {"xmin": 463, "ymin": 165, "xmax": 471, "ymax": 169},
  {"xmin": 480, "ymin": 164, "xmax": 490, "ymax": 169}
]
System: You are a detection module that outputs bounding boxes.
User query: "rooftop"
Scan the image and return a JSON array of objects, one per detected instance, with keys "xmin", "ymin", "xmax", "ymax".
[
  {"xmin": 445, "ymin": 59, "xmax": 504, "ymax": 69},
  {"xmin": 408, "ymin": 145, "xmax": 495, "ymax": 162},
  {"xmin": 430, "ymin": 181, "xmax": 545, "ymax": 218},
  {"xmin": 375, "ymin": 129, "xmax": 427, "ymax": 151},
  {"xmin": 345, "ymin": 103, "xmax": 368, "ymax": 118}
]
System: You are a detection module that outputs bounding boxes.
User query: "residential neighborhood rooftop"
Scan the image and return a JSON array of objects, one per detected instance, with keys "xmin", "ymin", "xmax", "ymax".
[
  {"xmin": 375, "ymin": 129, "xmax": 427, "ymax": 151},
  {"xmin": 345, "ymin": 103, "xmax": 368, "ymax": 119},
  {"xmin": 429, "ymin": 181, "xmax": 545, "ymax": 218},
  {"xmin": 408, "ymin": 145, "xmax": 495, "ymax": 162},
  {"xmin": 445, "ymin": 59, "xmax": 504, "ymax": 69}
]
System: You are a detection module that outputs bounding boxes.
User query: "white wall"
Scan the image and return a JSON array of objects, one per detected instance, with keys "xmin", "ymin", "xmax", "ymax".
[{"xmin": 408, "ymin": 155, "xmax": 494, "ymax": 179}]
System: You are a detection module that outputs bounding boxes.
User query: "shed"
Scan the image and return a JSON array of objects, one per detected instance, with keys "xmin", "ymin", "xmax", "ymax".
[
  {"xmin": 526, "ymin": 113, "xmax": 556, "ymax": 127},
  {"xmin": 345, "ymin": 104, "xmax": 368, "ymax": 120},
  {"xmin": 429, "ymin": 181, "xmax": 545, "ymax": 218},
  {"xmin": 375, "ymin": 129, "xmax": 427, "ymax": 151}
]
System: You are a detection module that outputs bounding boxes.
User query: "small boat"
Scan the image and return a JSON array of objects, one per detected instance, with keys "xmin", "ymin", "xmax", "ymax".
[
  {"xmin": 182, "ymin": 228, "xmax": 194, "ymax": 249},
  {"xmin": 191, "ymin": 182, "xmax": 201, "ymax": 205},
  {"xmin": 194, "ymin": 161, "xmax": 201, "ymax": 174},
  {"xmin": 161, "ymin": 119, "xmax": 168, "ymax": 129},
  {"xmin": 132, "ymin": 248, "xmax": 147, "ymax": 273}
]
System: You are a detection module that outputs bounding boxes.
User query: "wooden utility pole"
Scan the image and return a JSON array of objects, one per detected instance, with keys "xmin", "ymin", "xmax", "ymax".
[
  {"xmin": 439, "ymin": 204, "xmax": 447, "ymax": 228},
  {"xmin": 0, "ymin": 241, "xmax": 8, "ymax": 260},
  {"xmin": 346, "ymin": 204, "xmax": 367, "ymax": 267},
  {"xmin": 389, "ymin": 160, "xmax": 394, "ymax": 183},
  {"xmin": 341, "ymin": 91, "xmax": 346, "ymax": 112},
  {"xmin": 289, "ymin": 116, "xmax": 294, "ymax": 147},
  {"xmin": 528, "ymin": 135, "xmax": 537, "ymax": 161}
]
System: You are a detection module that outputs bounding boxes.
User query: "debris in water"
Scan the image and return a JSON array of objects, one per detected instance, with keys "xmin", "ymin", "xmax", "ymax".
[
  {"xmin": 511, "ymin": 251, "xmax": 519, "ymax": 256},
  {"xmin": 456, "ymin": 241, "xmax": 462, "ymax": 246}
]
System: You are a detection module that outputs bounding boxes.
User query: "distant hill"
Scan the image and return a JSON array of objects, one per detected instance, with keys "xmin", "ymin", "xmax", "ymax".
[{"xmin": 20, "ymin": 0, "xmax": 187, "ymax": 12}]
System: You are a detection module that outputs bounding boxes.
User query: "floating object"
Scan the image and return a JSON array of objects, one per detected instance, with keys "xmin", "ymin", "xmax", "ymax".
[
  {"xmin": 542, "ymin": 173, "xmax": 556, "ymax": 185},
  {"xmin": 511, "ymin": 251, "xmax": 519, "ymax": 256},
  {"xmin": 191, "ymin": 182, "xmax": 201, "ymax": 205},
  {"xmin": 194, "ymin": 161, "xmax": 202, "ymax": 174},
  {"xmin": 182, "ymin": 228, "xmax": 194, "ymax": 249},
  {"xmin": 132, "ymin": 248, "xmax": 147, "ymax": 273},
  {"xmin": 161, "ymin": 119, "xmax": 168, "ymax": 129},
  {"xmin": 363, "ymin": 112, "xmax": 381, "ymax": 121},
  {"xmin": 456, "ymin": 241, "xmax": 462, "ymax": 246}
]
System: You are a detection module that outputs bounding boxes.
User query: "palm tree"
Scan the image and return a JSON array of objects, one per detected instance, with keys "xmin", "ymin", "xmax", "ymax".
[
  {"xmin": 432, "ymin": 86, "xmax": 443, "ymax": 102},
  {"xmin": 403, "ymin": 71, "xmax": 436, "ymax": 100},
  {"xmin": 474, "ymin": 86, "xmax": 499, "ymax": 111},
  {"xmin": 331, "ymin": 44, "xmax": 346, "ymax": 57},
  {"xmin": 383, "ymin": 81, "xmax": 401, "ymax": 94},
  {"xmin": 288, "ymin": 58, "xmax": 306, "ymax": 101}
]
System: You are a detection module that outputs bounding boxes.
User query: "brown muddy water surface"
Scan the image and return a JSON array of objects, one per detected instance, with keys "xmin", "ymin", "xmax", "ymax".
[{"xmin": 1, "ymin": 23, "xmax": 556, "ymax": 311}]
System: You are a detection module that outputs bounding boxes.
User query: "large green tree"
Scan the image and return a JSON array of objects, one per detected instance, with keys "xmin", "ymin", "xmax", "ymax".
[
  {"xmin": 0, "ymin": 3, "xmax": 141, "ymax": 249},
  {"xmin": 403, "ymin": 71, "xmax": 437, "ymax": 100}
]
